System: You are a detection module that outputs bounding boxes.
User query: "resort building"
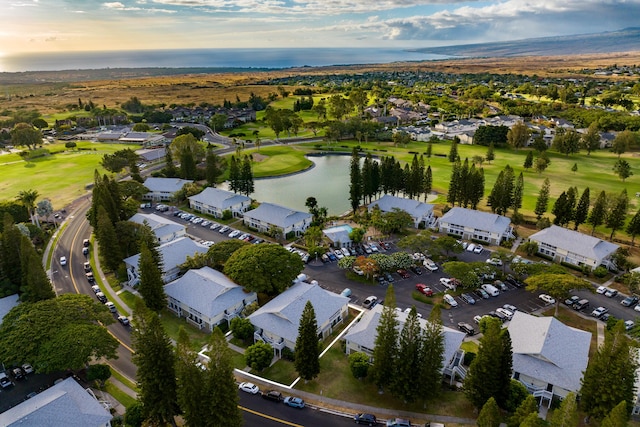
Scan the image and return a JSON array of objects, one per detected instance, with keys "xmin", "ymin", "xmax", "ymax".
[
  {"xmin": 142, "ymin": 177, "xmax": 193, "ymax": 202},
  {"xmin": 323, "ymin": 224, "xmax": 353, "ymax": 248},
  {"xmin": 165, "ymin": 267, "xmax": 257, "ymax": 331},
  {"xmin": 437, "ymin": 207, "xmax": 514, "ymax": 245},
  {"xmin": 128, "ymin": 212, "xmax": 186, "ymax": 243},
  {"xmin": 242, "ymin": 202, "xmax": 312, "ymax": 237},
  {"xmin": 368, "ymin": 194, "xmax": 435, "ymax": 228},
  {"xmin": 188, "ymin": 187, "xmax": 251, "ymax": 219},
  {"xmin": 528, "ymin": 225, "xmax": 619, "ymax": 270}
]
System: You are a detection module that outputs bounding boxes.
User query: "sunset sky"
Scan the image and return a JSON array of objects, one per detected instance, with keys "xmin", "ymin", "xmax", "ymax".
[{"xmin": 2, "ymin": 0, "xmax": 638, "ymax": 55}]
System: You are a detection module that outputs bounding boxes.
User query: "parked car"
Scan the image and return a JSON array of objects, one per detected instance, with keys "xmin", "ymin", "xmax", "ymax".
[
  {"xmin": 466, "ymin": 243, "xmax": 476, "ymax": 252},
  {"xmin": 505, "ymin": 275, "xmax": 525, "ymax": 288},
  {"xmin": 486, "ymin": 257, "xmax": 502, "ymax": 266},
  {"xmin": 460, "ymin": 293, "xmax": 476, "ymax": 305},
  {"xmin": 118, "ymin": 316, "xmax": 130, "ymax": 326},
  {"xmin": 415, "ymin": 284, "xmax": 433, "ymax": 297},
  {"xmin": 228, "ymin": 230, "xmax": 241, "ymax": 238},
  {"xmin": 387, "ymin": 418, "xmax": 411, "ymax": 427},
  {"xmin": 573, "ymin": 299, "xmax": 590, "ymax": 311},
  {"xmin": 340, "ymin": 288, "xmax": 352, "ymax": 298},
  {"xmin": 262, "ymin": 390, "xmax": 283, "ymax": 402},
  {"xmin": 473, "ymin": 244, "xmax": 484, "ymax": 254},
  {"xmin": 564, "ymin": 295, "xmax": 580, "ymax": 306},
  {"xmin": 496, "ymin": 307, "xmax": 514, "ymax": 320},
  {"xmin": 0, "ymin": 372, "xmax": 13, "ymax": 388},
  {"xmin": 91, "ymin": 285, "xmax": 101, "ymax": 294},
  {"xmin": 605, "ymin": 288, "xmax": 619, "ymax": 298},
  {"xmin": 105, "ymin": 301, "xmax": 117, "ymax": 313},
  {"xmin": 384, "ymin": 272, "xmax": 395, "ymax": 282},
  {"xmin": 440, "ymin": 278, "xmax": 459, "ymax": 290},
  {"xmin": 353, "ymin": 266, "xmax": 364, "ymax": 276},
  {"xmin": 238, "ymin": 382, "xmax": 260, "ymax": 394},
  {"xmin": 458, "ymin": 322, "xmax": 476, "ymax": 335},
  {"xmin": 218, "ymin": 225, "xmax": 230, "ymax": 233},
  {"xmin": 82, "ymin": 247, "xmax": 89, "ymax": 255},
  {"xmin": 596, "ymin": 286, "xmax": 608, "ymax": 295},
  {"xmin": 83, "ymin": 262, "xmax": 92, "ymax": 272},
  {"xmin": 539, "ymin": 294, "xmax": 556, "ymax": 305},
  {"xmin": 96, "ymin": 292, "xmax": 107, "ymax": 303},
  {"xmin": 209, "ymin": 222, "xmax": 220, "ymax": 230},
  {"xmin": 474, "ymin": 288, "xmax": 490, "ymax": 299},
  {"xmin": 423, "ymin": 258, "xmax": 438, "ymax": 271},
  {"xmin": 283, "ymin": 396, "xmax": 305, "ymax": 408},
  {"xmin": 494, "ymin": 280, "xmax": 508, "ymax": 292},
  {"xmin": 86, "ymin": 272, "xmax": 95, "ymax": 282},
  {"xmin": 481, "ymin": 284, "xmax": 500, "ymax": 297},
  {"xmin": 11, "ymin": 367, "xmax": 24, "ymax": 380},
  {"xmin": 354, "ymin": 413, "xmax": 378, "ymax": 425},
  {"xmin": 397, "ymin": 269, "xmax": 410, "ymax": 279},
  {"xmin": 409, "ymin": 266, "xmax": 423, "ymax": 275},
  {"xmin": 621, "ymin": 296, "xmax": 639, "ymax": 307},
  {"xmin": 443, "ymin": 294, "xmax": 458, "ymax": 307},
  {"xmin": 488, "ymin": 310, "xmax": 507, "ymax": 322},
  {"xmin": 369, "ymin": 243, "xmax": 380, "ymax": 252},
  {"xmin": 503, "ymin": 304, "xmax": 518, "ymax": 313},
  {"xmin": 625, "ymin": 320, "xmax": 635, "ymax": 331},
  {"xmin": 363, "ymin": 296, "xmax": 378, "ymax": 309},
  {"xmin": 591, "ymin": 306, "xmax": 609, "ymax": 318},
  {"xmin": 474, "ymin": 314, "xmax": 491, "ymax": 324},
  {"xmin": 21, "ymin": 364, "xmax": 34, "ymax": 375}
]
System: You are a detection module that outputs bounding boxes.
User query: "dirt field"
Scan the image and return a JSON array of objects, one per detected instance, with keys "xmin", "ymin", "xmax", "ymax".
[{"xmin": 2, "ymin": 51, "xmax": 640, "ymax": 116}]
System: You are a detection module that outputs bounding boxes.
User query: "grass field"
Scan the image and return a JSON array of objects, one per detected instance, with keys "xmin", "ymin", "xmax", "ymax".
[{"xmin": 0, "ymin": 141, "xmax": 140, "ymax": 208}]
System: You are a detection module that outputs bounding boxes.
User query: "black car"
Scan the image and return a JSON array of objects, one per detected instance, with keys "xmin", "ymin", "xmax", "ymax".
[
  {"xmin": 354, "ymin": 413, "xmax": 377, "ymax": 425},
  {"xmin": 505, "ymin": 275, "xmax": 525, "ymax": 288},
  {"xmin": 409, "ymin": 266, "xmax": 423, "ymax": 275},
  {"xmin": 262, "ymin": 390, "xmax": 283, "ymax": 402},
  {"xmin": 488, "ymin": 310, "xmax": 507, "ymax": 322},
  {"xmin": 457, "ymin": 322, "xmax": 476, "ymax": 335},
  {"xmin": 564, "ymin": 295, "xmax": 579, "ymax": 306}
]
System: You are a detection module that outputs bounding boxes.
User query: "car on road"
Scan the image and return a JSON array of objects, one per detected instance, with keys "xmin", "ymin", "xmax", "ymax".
[
  {"xmin": 605, "ymin": 288, "xmax": 619, "ymax": 298},
  {"xmin": 83, "ymin": 262, "xmax": 92, "ymax": 272},
  {"xmin": 386, "ymin": 418, "xmax": 411, "ymax": 427},
  {"xmin": 460, "ymin": 293, "xmax": 476, "ymax": 305},
  {"xmin": 262, "ymin": 390, "xmax": 283, "ymax": 402},
  {"xmin": 59, "ymin": 256, "xmax": 67, "ymax": 266},
  {"xmin": 238, "ymin": 382, "xmax": 260, "ymax": 394},
  {"xmin": 423, "ymin": 259, "xmax": 438, "ymax": 271},
  {"xmin": 596, "ymin": 286, "xmax": 607, "ymax": 294},
  {"xmin": 621, "ymin": 296, "xmax": 639, "ymax": 307},
  {"xmin": 354, "ymin": 413, "xmax": 377, "ymax": 425},
  {"xmin": 539, "ymin": 294, "xmax": 556, "ymax": 305},
  {"xmin": 397, "ymin": 269, "xmax": 410, "ymax": 279},
  {"xmin": 283, "ymin": 396, "xmax": 305, "ymax": 408},
  {"xmin": 83, "ymin": 239, "xmax": 90, "ymax": 247},
  {"xmin": 591, "ymin": 306, "xmax": 609, "ymax": 318},
  {"xmin": 96, "ymin": 292, "xmax": 107, "ymax": 303},
  {"xmin": 86, "ymin": 272, "xmax": 95, "ymax": 282},
  {"xmin": 443, "ymin": 293, "xmax": 458, "ymax": 307},
  {"xmin": 363, "ymin": 296, "xmax": 378, "ymax": 309},
  {"xmin": 564, "ymin": 295, "xmax": 580, "ymax": 306},
  {"xmin": 118, "ymin": 316, "xmax": 130, "ymax": 326},
  {"xmin": 415, "ymin": 284, "xmax": 433, "ymax": 297},
  {"xmin": 458, "ymin": 322, "xmax": 476, "ymax": 335}
]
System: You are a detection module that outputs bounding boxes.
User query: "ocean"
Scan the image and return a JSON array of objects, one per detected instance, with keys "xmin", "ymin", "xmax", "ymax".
[{"xmin": 0, "ymin": 48, "xmax": 450, "ymax": 73}]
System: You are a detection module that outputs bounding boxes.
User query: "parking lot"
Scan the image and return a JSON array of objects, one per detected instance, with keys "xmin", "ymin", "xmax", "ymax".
[
  {"xmin": 0, "ymin": 369, "xmax": 73, "ymax": 413},
  {"xmin": 152, "ymin": 204, "xmax": 639, "ymax": 334}
]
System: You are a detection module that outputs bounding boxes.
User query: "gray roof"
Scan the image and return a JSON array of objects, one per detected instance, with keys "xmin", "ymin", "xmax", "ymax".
[
  {"xmin": 136, "ymin": 147, "xmax": 166, "ymax": 162},
  {"xmin": 243, "ymin": 202, "xmax": 312, "ymax": 229},
  {"xmin": 529, "ymin": 225, "xmax": 619, "ymax": 262},
  {"xmin": 508, "ymin": 311, "xmax": 591, "ymax": 392},
  {"xmin": 0, "ymin": 293, "xmax": 19, "ymax": 324},
  {"xmin": 164, "ymin": 267, "xmax": 256, "ymax": 319},
  {"xmin": 440, "ymin": 207, "xmax": 511, "ymax": 234},
  {"xmin": 323, "ymin": 226, "xmax": 352, "ymax": 245},
  {"xmin": 4, "ymin": 377, "xmax": 112, "ymax": 426},
  {"xmin": 249, "ymin": 282, "xmax": 349, "ymax": 344},
  {"xmin": 124, "ymin": 237, "xmax": 208, "ymax": 273},
  {"xmin": 188, "ymin": 187, "xmax": 251, "ymax": 209},
  {"xmin": 128, "ymin": 213, "xmax": 184, "ymax": 239},
  {"xmin": 369, "ymin": 195, "xmax": 434, "ymax": 218},
  {"xmin": 143, "ymin": 177, "xmax": 193, "ymax": 193},
  {"xmin": 343, "ymin": 304, "xmax": 465, "ymax": 367}
]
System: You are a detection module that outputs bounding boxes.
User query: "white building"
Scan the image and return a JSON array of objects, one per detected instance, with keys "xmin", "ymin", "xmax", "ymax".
[
  {"xmin": 368, "ymin": 194, "xmax": 435, "ymax": 228},
  {"xmin": 142, "ymin": 177, "xmax": 193, "ymax": 202},
  {"xmin": 438, "ymin": 207, "xmax": 514, "ymax": 245},
  {"xmin": 188, "ymin": 187, "xmax": 251, "ymax": 219},
  {"xmin": 128, "ymin": 213, "xmax": 186, "ymax": 243},
  {"xmin": 165, "ymin": 267, "xmax": 257, "ymax": 331},
  {"xmin": 242, "ymin": 202, "xmax": 312, "ymax": 237}
]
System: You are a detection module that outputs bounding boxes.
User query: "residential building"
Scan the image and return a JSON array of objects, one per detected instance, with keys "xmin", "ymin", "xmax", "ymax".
[
  {"xmin": 123, "ymin": 237, "xmax": 208, "ymax": 286},
  {"xmin": 0, "ymin": 293, "xmax": 19, "ymax": 324},
  {"xmin": 188, "ymin": 187, "xmax": 251, "ymax": 219},
  {"xmin": 343, "ymin": 304, "xmax": 465, "ymax": 371},
  {"xmin": 368, "ymin": 194, "xmax": 435, "ymax": 228},
  {"xmin": 528, "ymin": 225, "xmax": 619, "ymax": 270},
  {"xmin": 248, "ymin": 282, "xmax": 349, "ymax": 357},
  {"xmin": 323, "ymin": 224, "xmax": 353, "ymax": 248},
  {"xmin": 142, "ymin": 177, "xmax": 193, "ymax": 202},
  {"xmin": 508, "ymin": 311, "xmax": 591, "ymax": 407},
  {"xmin": 243, "ymin": 202, "xmax": 312, "ymax": 237},
  {"xmin": 165, "ymin": 267, "xmax": 257, "ymax": 331},
  {"xmin": 2, "ymin": 377, "xmax": 112, "ymax": 427},
  {"xmin": 128, "ymin": 213, "xmax": 186, "ymax": 243},
  {"xmin": 437, "ymin": 207, "xmax": 514, "ymax": 244}
]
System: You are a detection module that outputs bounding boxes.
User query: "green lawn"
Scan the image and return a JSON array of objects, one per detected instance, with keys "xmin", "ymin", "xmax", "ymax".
[
  {"xmin": 258, "ymin": 359, "xmax": 298, "ymax": 385},
  {"xmin": 159, "ymin": 309, "xmax": 210, "ymax": 352},
  {"xmin": 105, "ymin": 381, "xmax": 137, "ymax": 408},
  {"xmin": 0, "ymin": 141, "xmax": 140, "ymax": 208},
  {"xmin": 246, "ymin": 145, "xmax": 313, "ymax": 177}
]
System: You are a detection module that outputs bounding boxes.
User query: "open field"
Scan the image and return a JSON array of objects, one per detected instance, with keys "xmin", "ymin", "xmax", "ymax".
[
  {"xmin": 0, "ymin": 141, "xmax": 139, "ymax": 208},
  {"xmin": 2, "ymin": 51, "xmax": 640, "ymax": 117}
]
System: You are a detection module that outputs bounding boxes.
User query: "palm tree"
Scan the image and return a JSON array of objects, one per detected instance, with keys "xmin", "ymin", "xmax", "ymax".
[{"xmin": 16, "ymin": 189, "xmax": 40, "ymax": 227}]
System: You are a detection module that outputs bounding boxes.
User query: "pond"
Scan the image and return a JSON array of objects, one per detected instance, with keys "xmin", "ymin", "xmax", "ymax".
[{"xmin": 222, "ymin": 154, "xmax": 355, "ymax": 216}]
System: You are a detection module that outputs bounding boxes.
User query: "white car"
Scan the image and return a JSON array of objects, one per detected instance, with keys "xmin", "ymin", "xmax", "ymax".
[
  {"xmin": 466, "ymin": 243, "xmax": 476, "ymax": 252},
  {"xmin": 334, "ymin": 250, "xmax": 344, "ymax": 259},
  {"xmin": 369, "ymin": 243, "xmax": 379, "ymax": 252},
  {"xmin": 228, "ymin": 230, "xmax": 241, "ymax": 238},
  {"xmin": 591, "ymin": 306, "xmax": 609, "ymax": 318},
  {"xmin": 440, "ymin": 278, "xmax": 458, "ymax": 290},
  {"xmin": 403, "ymin": 307, "xmax": 423, "ymax": 318},
  {"xmin": 423, "ymin": 259, "xmax": 438, "ymax": 271},
  {"xmin": 201, "ymin": 220, "xmax": 211, "ymax": 227},
  {"xmin": 473, "ymin": 244, "xmax": 484, "ymax": 254},
  {"xmin": 496, "ymin": 307, "xmax": 514, "ymax": 320},
  {"xmin": 238, "ymin": 382, "xmax": 260, "ymax": 394},
  {"xmin": 59, "ymin": 256, "xmax": 67, "ymax": 266},
  {"xmin": 486, "ymin": 257, "xmax": 502, "ymax": 266},
  {"xmin": 503, "ymin": 304, "xmax": 518, "ymax": 313},
  {"xmin": 625, "ymin": 320, "xmax": 635, "ymax": 331},
  {"xmin": 634, "ymin": 304, "xmax": 640, "ymax": 313},
  {"xmin": 443, "ymin": 294, "xmax": 458, "ymax": 307},
  {"xmin": 539, "ymin": 294, "xmax": 556, "ymax": 304},
  {"xmin": 596, "ymin": 286, "xmax": 607, "ymax": 295}
]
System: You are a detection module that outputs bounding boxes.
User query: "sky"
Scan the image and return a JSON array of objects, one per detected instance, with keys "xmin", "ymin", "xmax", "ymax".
[{"xmin": 1, "ymin": 0, "xmax": 639, "ymax": 55}]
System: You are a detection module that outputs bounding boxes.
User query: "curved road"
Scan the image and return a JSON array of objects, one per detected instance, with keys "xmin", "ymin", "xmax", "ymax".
[{"xmin": 51, "ymin": 199, "xmax": 138, "ymax": 381}]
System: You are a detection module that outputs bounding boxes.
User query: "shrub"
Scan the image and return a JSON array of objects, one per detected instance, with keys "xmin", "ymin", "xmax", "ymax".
[
  {"xmin": 348, "ymin": 352, "xmax": 370, "ymax": 379},
  {"xmin": 245, "ymin": 341, "xmax": 273, "ymax": 371},
  {"xmin": 593, "ymin": 266, "xmax": 609, "ymax": 278},
  {"xmin": 230, "ymin": 317, "xmax": 254, "ymax": 341},
  {"xmin": 463, "ymin": 351, "xmax": 476, "ymax": 366},
  {"xmin": 281, "ymin": 347, "xmax": 295, "ymax": 361}
]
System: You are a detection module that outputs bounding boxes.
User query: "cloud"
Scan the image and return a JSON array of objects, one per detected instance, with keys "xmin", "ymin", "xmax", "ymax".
[{"xmin": 102, "ymin": 1, "xmax": 176, "ymax": 12}]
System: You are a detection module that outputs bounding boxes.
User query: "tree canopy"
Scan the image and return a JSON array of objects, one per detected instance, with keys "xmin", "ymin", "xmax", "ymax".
[
  {"xmin": 10, "ymin": 123, "xmax": 42, "ymax": 150},
  {"xmin": 0, "ymin": 294, "xmax": 118, "ymax": 372},
  {"xmin": 224, "ymin": 243, "xmax": 303, "ymax": 295}
]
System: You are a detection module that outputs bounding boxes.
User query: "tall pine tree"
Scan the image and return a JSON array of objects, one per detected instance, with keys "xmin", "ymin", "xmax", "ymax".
[
  {"xmin": 228, "ymin": 156, "xmax": 241, "ymax": 194},
  {"xmin": 512, "ymin": 172, "xmax": 524, "ymax": 214},
  {"xmin": 240, "ymin": 155, "xmax": 254, "ymax": 197},
  {"xmin": 206, "ymin": 328, "xmax": 243, "ymax": 426},
  {"xmin": 132, "ymin": 306, "xmax": 179, "ymax": 426},
  {"xmin": 589, "ymin": 190, "xmax": 608, "ymax": 235},
  {"xmin": 574, "ymin": 187, "xmax": 590, "ymax": 230},
  {"xmin": 606, "ymin": 189, "xmax": 629, "ymax": 240},
  {"xmin": 392, "ymin": 307, "xmax": 424, "ymax": 402},
  {"xmin": 295, "ymin": 301, "xmax": 320, "ymax": 381},
  {"xmin": 534, "ymin": 178, "xmax": 550, "ymax": 220},
  {"xmin": 137, "ymin": 242, "xmax": 167, "ymax": 313},
  {"xmin": 372, "ymin": 284, "xmax": 398, "ymax": 392},
  {"xmin": 96, "ymin": 205, "xmax": 122, "ymax": 272},
  {"xmin": 175, "ymin": 328, "xmax": 208, "ymax": 427},
  {"xmin": 349, "ymin": 148, "xmax": 362, "ymax": 213}
]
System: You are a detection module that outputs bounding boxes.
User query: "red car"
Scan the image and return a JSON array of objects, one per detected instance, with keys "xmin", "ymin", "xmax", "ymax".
[
  {"xmin": 415, "ymin": 284, "xmax": 433, "ymax": 296},
  {"xmin": 397, "ymin": 269, "xmax": 410, "ymax": 279}
]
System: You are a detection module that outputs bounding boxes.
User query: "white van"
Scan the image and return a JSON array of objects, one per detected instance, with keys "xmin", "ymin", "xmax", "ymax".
[
  {"xmin": 466, "ymin": 243, "xmax": 476, "ymax": 252},
  {"xmin": 481, "ymin": 284, "xmax": 500, "ymax": 297}
]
